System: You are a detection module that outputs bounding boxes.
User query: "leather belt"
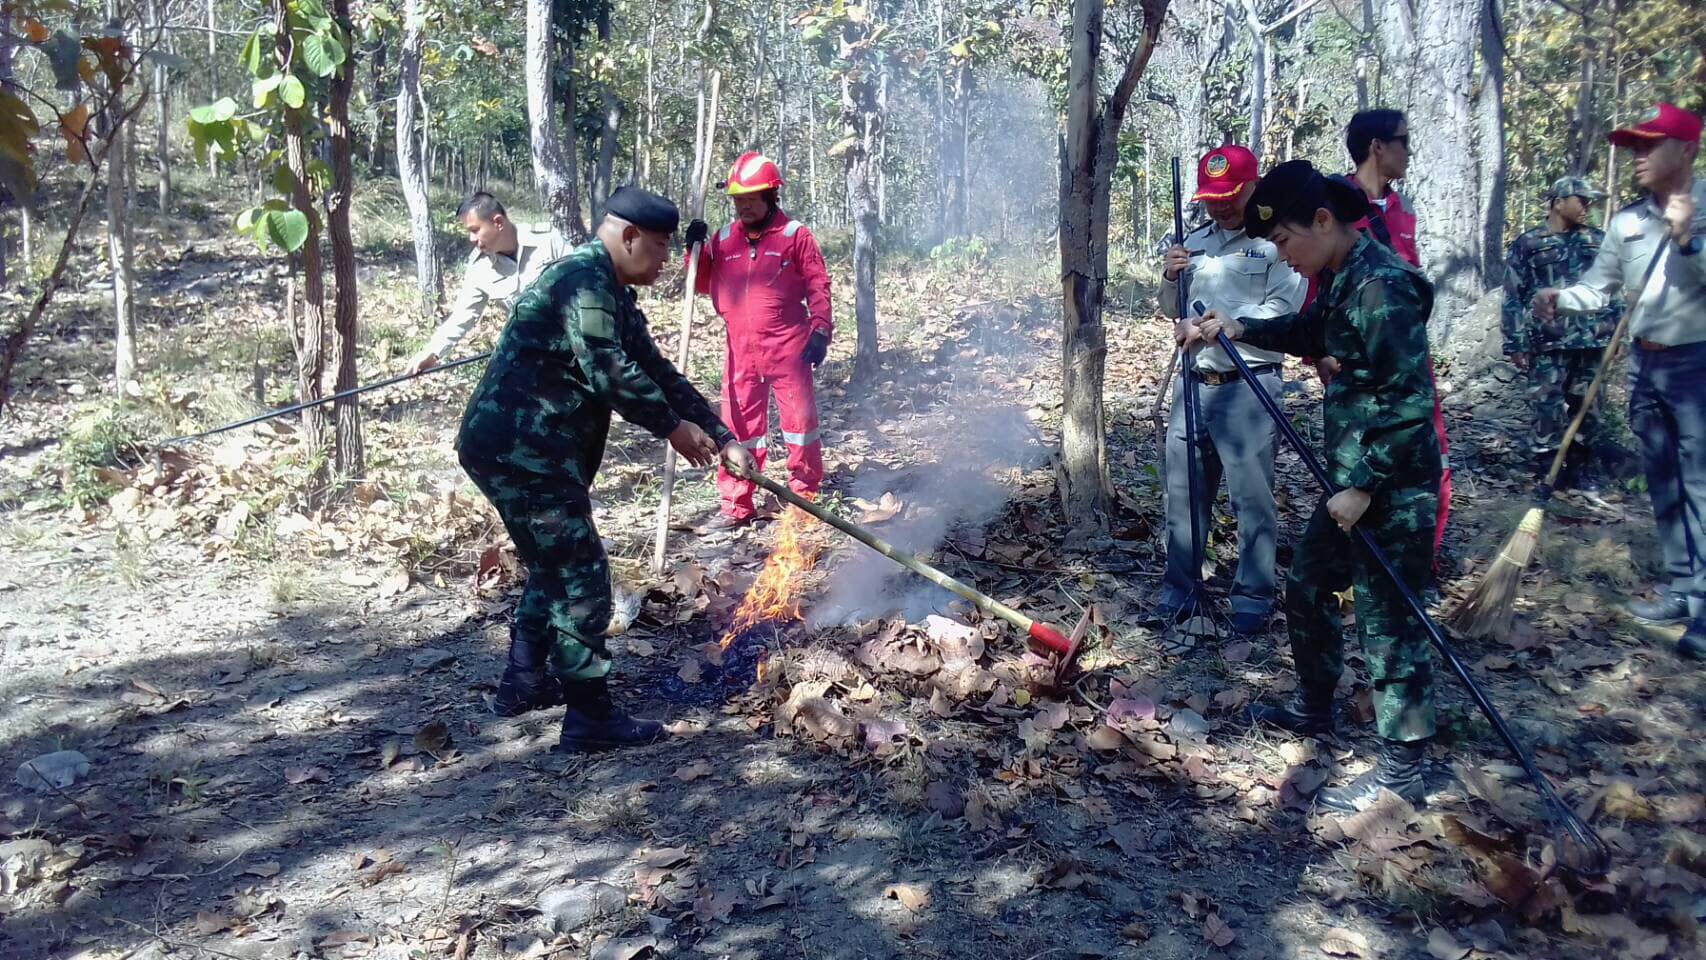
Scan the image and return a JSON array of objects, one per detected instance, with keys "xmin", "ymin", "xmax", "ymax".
[{"xmin": 1194, "ymin": 364, "xmax": 1280, "ymax": 386}]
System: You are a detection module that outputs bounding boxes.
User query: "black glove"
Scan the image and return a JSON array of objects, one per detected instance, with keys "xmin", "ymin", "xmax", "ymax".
[
  {"xmin": 684, "ymin": 219, "xmax": 709, "ymax": 248},
  {"xmin": 802, "ymin": 329, "xmax": 831, "ymax": 367}
]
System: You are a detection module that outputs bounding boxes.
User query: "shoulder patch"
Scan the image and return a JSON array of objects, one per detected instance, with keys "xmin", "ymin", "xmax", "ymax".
[
  {"xmin": 782, "ymin": 220, "xmax": 803, "ymax": 238},
  {"xmin": 718, "ymin": 224, "xmax": 732, "ymax": 242}
]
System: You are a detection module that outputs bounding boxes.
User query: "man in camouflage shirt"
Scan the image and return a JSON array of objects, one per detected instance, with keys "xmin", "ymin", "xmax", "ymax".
[
  {"xmin": 1502, "ymin": 176, "xmax": 1622, "ymax": 489},
  {"xmin": 1191, "ymin": 161, "xmax": 1443, "ymax": 813},
  {"xmin": 458, "ymin": 186, "xmax": 758, "ymax": 751}
]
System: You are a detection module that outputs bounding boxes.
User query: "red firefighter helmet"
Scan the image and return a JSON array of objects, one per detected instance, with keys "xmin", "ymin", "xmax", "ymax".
[{"xmin": 723, "ymin": 151, "xmax": 785, "ymax": 196}]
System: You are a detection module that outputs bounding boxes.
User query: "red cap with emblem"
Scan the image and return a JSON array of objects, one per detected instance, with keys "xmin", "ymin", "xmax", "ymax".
[
  {"xmin": 1193, "ymin": 145, "xmax": 1259, "ymax": 201},
  {"xmin": 1608, "ymin": 102, "xmax": 1702, "ymax": 147}
]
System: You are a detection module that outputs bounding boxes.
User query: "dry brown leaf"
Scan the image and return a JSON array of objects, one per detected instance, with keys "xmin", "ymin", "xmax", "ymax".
[
  {"xmin": 193, "ymin": 912, "xmax": 234, "ymax": 936},
  {"xmin": 318, "ymin": 930, "xmax": 374, "ymax": 947},
  {"xmin": 242, "ymin": 861, "xmax": 281, "ymax": 879},
  {"xmin": 1600, "ymin": 780, "xmax": 1656, "ymax": 822},
  {"xmin": 884, "ymin": 882, "xmax": 929, "ymax": 912},
  {"xmin": 413, "ymin": 721, "xmax": 452, "ymax": 755},
  {"xmin": 674, "ymin": 760, "xmax": 713, "ymax": 783},
  {"xmin": 1085, "ymin": 725, "xmax": 1126, "ymax": 751},
  {"xmin": 1425, "ymin": 928, "xmax": 1470, "ymax": 960},
  {"xmin": 360, "ymin": 860, "xmax": 405, "ymax": 887},
  {"xmin": 283, "ymin": 765, "xmax": 329, "ymax": 785},
  {"xmin": 1320, "ymin": 927, "xmax": 1370, "ymax": 958},
  {"xmin": 796, "ymin": 697, "xmax": 857, "ymax": 741},
  {"xmin": 1201, "ymin": 913, "xmax": 1235, "ymax": 949}
]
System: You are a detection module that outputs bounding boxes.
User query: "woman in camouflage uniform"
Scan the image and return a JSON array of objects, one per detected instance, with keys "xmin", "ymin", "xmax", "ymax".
[{"xmin": 1190, "ymin": 160, "xmax": 1444, "ymax": 813}]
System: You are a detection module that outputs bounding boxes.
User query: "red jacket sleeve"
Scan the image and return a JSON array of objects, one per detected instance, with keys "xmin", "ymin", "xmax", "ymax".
[
  {"xmin": 794, "ymin": 227, "xmax": 833, "ymax": 337},
  {"xmin": 685, "ymin": 238, "xmax": 713, "ymax": 296}
]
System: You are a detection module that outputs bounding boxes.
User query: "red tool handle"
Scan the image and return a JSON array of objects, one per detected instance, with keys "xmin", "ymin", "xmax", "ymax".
[{"xmin": 1027, "ymin": 621, "xmax": 1073, "ymax": 655}]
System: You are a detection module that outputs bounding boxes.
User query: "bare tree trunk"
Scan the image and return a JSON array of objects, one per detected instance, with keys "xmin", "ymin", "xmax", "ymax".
[
  {"xmin": 106, "ymin": 71, "xmax": 138, "ymax": 385},
  {"xmin": 0, "ymin": 40, "xmax": 13, "ymax": 288},
  {"xmin": 593, "ymin": 89, "xmax": 622, "ymax": 218},
  {"xmin": 328, "ymin": 0, "xmax": 363, "ymax": 480},
  {"xmin": 840, "ymin": 16, "xmax": 882, "ymax": 382},
  {"xmin": 1242, "ymin": 0, "xmax": 1267, "ymax": 159},
  {"xmin": 1380, "ymin": 0, "xmax": 1483, "ymax": 319},
  {"xmin": 1476, "ymin": 0, "xmax": 1506, "ymax": 290},
  {"xmin": 276, "ymin": 0, "xmax": 329, "ymax": 500},
  {"xmin": 396, "ymin": 0, "xmax": 440, "ymax": 306},
  {"xmin": 154, "ymin": 0, "xmax": 170, "ymax": 214},
  {"xmin": 1059, "ymin": 0, "xmax": 1168, "ymax": 527},
  {"xmin": 939, "ymin": 59, "xmax": 969, "ymax": 240},
  {"xmin": 1354, "ymin": 0, "xmax": 1375, "ymax": 109},
  {"xmin": 526, "ymin": 0, "xmax": 587, "ymax": 241}
]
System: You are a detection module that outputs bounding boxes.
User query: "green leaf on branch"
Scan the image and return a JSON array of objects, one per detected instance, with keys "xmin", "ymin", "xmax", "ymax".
[
  {"xmin": 302, "ymin": 33, "xmax": 345, "ymax": 77},
  {"xmin": 252, "ymin": 73, "xmax": 282, "ymax": 108},
  {"xmin": 189, "ymin": 97, "xmax": 238, "ymax": 124},
  {"xmin": 280, "ymin": 74, "xmax": 306, "ymax": 109},
  {"xmin": 259, "ymin": 209, "xmax": 310, "ymax": 252}
]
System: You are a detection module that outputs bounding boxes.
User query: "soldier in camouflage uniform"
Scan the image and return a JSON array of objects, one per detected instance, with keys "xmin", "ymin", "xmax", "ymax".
[
  {"xmin": 1190, "ymin": 160, "xmax": 1443, "ymax": 813},
  {"xmin": 1502, "ymin": 176, "xmax": 1622, "ymax": 490},
  {"xmin": 458, "ymin": 186, "xmax": 759, "ymax": 751}
]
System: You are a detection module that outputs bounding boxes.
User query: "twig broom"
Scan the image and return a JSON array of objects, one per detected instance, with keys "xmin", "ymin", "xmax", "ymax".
[{"xmin": 1452, "ymin": 244, "xmax": 1668, "ymax": 638}]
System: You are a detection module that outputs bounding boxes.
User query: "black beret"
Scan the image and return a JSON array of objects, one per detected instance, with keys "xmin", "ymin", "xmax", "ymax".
[
  {"xmin": 1244, "ymin": 159, "xmax": 1368, "ymax": 239},
  {"xmin": 605, "ymin": 186, "xmax": 681, "ymax": 234}
]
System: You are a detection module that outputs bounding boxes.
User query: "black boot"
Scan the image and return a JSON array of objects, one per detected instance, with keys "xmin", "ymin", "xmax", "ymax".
[
  {"xmin": 1316, "ymin": 738, "xmax": 1427, "ymax": 812},
  {"xmin": 558, "ymin": 677, "xmax": 665, "ymax": 751},
  {"xmin": 492, "ymin": 665, "xmax": 566, "ymax": 717},
  {"xmin": 1247, "ymin": 691, "xmax": 1334, "ymax": 736},
  {"xmin": 1630, "ymin": 591, "xmax": 1692, "ymax": 626}
]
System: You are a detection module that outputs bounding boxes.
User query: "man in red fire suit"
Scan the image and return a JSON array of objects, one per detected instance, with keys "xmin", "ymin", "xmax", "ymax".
[{"xmin": 684, "ymin": 152, "xmax": 834, "ymax": 528}]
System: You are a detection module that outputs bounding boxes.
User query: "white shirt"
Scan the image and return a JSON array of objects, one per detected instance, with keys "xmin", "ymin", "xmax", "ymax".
[
  {"xmin": 415, "ymin": 223, "xmax": 572, "ymax": 361},
  {"xmin": 1160, "ymin": 221, "xmax": 1308, "ymax": 372},
  {"xmin": 1555, "ymin": 178, "xmax": 1706, "ymax": 347}
]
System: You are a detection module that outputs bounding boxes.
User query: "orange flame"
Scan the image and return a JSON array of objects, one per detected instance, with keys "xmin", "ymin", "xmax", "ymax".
[{"xmin": 720, "ymin": 504, "xmax": 822, "ymax": 648}]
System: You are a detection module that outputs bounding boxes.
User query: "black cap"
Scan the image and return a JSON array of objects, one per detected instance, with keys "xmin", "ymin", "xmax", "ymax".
[
  {"xmin": 605, "ymin": 186, "xmax": 680, "ymax": 234},
  {"xmin": 1244, "ymin": 159, "xmax": 1368, "ymax": 239}
]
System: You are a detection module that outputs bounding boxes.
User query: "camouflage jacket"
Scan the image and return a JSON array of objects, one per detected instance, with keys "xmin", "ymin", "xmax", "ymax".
[
  {"xmin": 1501, "ymin": 223, "xmax": 1622, "ymax": 354},
  {"xmin": 457, "ymin": 239, "xmax": 735, "ymax": 488},
  {"xmin": 1239, "ymin": 235, "xmax": 1443, "ymax": 493}
]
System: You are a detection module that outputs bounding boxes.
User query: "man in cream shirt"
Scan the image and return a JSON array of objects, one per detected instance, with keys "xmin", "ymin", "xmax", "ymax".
[
  {"xmin": 408, "ymin": 192, "xmax": 571, "ymax": 373},
  {"xmin": 1149, "ymin": 145, "xmax": 1307, "ymax": 638},
  {"xmin": 1534, "ymin": 102, "xmax": 1706, "ymax": 658}
]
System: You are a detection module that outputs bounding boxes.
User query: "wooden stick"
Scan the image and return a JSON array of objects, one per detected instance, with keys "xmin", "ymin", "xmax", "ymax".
[{"xmin": 652, "ymin": 70, "xmax": 722, "ymax": 575}]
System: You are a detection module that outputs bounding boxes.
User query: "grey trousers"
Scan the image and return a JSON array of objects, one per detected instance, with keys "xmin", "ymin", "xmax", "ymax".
[
  {"xmin": 1629, "ymin": 341, "xmax": 1706, "ymax": 618},
  {"xmin": 1161, "ymin": 368, "xmax": 1282, "ymax": 615}
]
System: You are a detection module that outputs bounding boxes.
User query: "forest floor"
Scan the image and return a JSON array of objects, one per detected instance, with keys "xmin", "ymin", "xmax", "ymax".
[{"xmin": 3, "ymin": 183, "xmax": 1705, "ymax": 960}]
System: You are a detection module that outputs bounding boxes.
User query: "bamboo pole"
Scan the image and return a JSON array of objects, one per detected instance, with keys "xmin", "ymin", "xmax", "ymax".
[{"xmin": 651, "ymin": 70, "xmax": 722, "ymax": 574}]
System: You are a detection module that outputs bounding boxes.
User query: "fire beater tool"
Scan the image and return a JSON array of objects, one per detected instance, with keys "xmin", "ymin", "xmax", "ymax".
[
  {"xmin": 1167, "ymin": 157, "xmax": 1228, "ymax": 649},
  {"xmin": 1207, "ymin": 329, "xmax": 1611, "ymax": 877},
  {"xmin": 155, "ymin": 350, "xmax": 492, "ymax": 450},
  {"xmin": 729, "ymin": 465, "xmax": 1090, "ymax": 671}
]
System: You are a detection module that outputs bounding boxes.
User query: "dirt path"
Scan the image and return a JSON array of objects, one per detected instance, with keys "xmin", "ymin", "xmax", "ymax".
[{"xmin": 3, "ymin": 242, "xmax": 1705, "ymax": 960}]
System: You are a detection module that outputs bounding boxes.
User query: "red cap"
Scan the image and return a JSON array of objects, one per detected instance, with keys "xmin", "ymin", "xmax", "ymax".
[
  {"xmin": 1608, "ymin": 102, "xmax": 1702, "ymax": 147},
  {"xmin": 1194, "ymin": 145, "xmax": 1259, "ymax": 201}
]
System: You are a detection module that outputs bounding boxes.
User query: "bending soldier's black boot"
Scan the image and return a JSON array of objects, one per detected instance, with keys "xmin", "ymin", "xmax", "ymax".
[
  {"xmin": 1630, "ymin": 591, "xmax": 1691, "ymax": 626},
  {"xmin": 1316, "ymin": 738, "xmax": 1428, "ymax": 813},
  {"xmin": 1246, "ymin": 690, "xmax": 1334, "ymax": 736},
  {"xmin": 558, "ymin": 677, "xmax": 665, "ymax": 751},
  {"xmin": 492, "ymin": 666, "xmax": 565, "ymax": 716}
]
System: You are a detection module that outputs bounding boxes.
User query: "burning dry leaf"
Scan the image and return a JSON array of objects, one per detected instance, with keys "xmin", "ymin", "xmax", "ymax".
[
  {"xmin": 883, "ymin": 883, "xmax": 929, "ymax": 912},
  {"xmin": 1201, "ymin": 913, "xmax": 1235, "ymax": 949},
  {"xmin": 413, "ymin": 721, "xmax": 452, "ymax": 755},
  {"xmin": 1320, "ymin": 927, "xmax": 1370, "ymax": 958},
  {"xmin": 673, "ymin": 760, "xmax": 713, "ymax": 783},
  {"xmin": 1425, "ymin": 928, "xmax": 1470, "ymax": 960},
  {"xmin": 283, "ymin": 765, "xmax": 329, "ymax": 785}
]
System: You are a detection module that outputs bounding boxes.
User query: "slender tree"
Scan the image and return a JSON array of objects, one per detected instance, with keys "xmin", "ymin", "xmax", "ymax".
[{"xmin": 395, "ymin": 0, "xmax": 440, "ymax": 305}]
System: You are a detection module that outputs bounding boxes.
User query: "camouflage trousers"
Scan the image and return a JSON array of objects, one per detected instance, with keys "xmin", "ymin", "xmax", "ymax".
[
  {"xmin": 461, "ymin": 457, "xmax": 612, "ymax": 682},
  {"xmin": 1529, "ymin": 348, "xmax": 1603, "ymax": 459},
  {"xmin": 1286, "ymin": 483, "xmax": 1438, "ymax": 742}
]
